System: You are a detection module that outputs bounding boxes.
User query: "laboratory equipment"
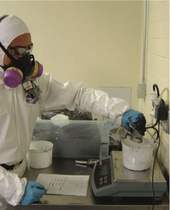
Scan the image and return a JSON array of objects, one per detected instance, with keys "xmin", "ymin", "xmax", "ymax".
[
  {"xmin": 91, "ymin": 151, "xmax": 167, "ymax": 198},
  {"xmin": 28, "ymin": 141, "xmax": 53, "ymax": 169},
  {"xmin": 121, "ymin": 136, "xmax": 154, "ymax": 171}
]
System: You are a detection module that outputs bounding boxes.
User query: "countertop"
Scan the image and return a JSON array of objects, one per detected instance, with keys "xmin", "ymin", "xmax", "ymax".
[{"xmin": 6, "ymin": 157, "xmax": 169, "ymax": 210}]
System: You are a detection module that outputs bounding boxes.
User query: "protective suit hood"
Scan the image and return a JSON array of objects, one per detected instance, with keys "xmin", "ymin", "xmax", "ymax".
[{"xmin": 0, "ymin": 15, "xmax": 30, "ymax": 70}]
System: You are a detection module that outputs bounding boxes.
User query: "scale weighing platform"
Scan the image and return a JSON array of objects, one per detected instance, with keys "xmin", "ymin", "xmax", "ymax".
[{"xmin": 91, "ymin": 151, "xmax": 167, "ymax": 198}]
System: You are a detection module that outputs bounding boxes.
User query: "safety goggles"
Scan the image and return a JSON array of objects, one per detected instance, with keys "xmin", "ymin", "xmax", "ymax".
[{"xmin": 7, "ymin": 43, "xmax": 33, "ymax": 57}]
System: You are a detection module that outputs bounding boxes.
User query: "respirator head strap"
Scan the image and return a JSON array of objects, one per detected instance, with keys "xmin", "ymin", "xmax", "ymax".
[
  {"xmin": 0, "ymin": 42, "xmax": 16, "ymax": 63},
  {"xmin": 0, "ymin": 15, "xmax": 8, "ymax": 22},
  {"xmin": 0, "ymin": 15, "xmax": 16, "ymax": 69}
]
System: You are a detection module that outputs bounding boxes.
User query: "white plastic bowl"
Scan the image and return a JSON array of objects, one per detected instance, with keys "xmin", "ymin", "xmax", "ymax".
[
  {"xmin": 28, "ymin": 141, "xmax": 53, "ymax": 169},
  {"xmin": 122, "ymin": 137, "xmax": 154, "ymax": 171}
]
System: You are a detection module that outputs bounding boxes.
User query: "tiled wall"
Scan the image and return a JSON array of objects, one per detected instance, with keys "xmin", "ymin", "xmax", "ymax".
[{"xmin": 139, "ymin": 0, "xmax": 169, "ymax": 180}]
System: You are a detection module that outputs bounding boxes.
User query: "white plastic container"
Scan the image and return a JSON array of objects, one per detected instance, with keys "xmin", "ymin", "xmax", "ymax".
[
  {"xmin": 122, "ymin": 137, "xmax": 154, "ymax": 171},
  {"xmin": 32, "ymin": 120, "xmax": 102, "ymax": 159},
  {"xmin": 28, "ymin": 141, "xmax": 53, "ymax": 169}
]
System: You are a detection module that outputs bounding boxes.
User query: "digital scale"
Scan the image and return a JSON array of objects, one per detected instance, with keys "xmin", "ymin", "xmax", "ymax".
[{"xmin": 91, "ymin": 151, "xmax": 167, "ymax": 198}]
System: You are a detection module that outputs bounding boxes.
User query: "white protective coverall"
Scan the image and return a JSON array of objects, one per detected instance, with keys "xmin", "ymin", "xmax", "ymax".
[{"xmin": 0, "ymin": 15, "xmax": 130, "ymax": 206}]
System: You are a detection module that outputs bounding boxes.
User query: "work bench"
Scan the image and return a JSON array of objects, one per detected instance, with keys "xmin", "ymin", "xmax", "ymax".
[
  {"xmin": 5, "ymin": 120, "xmax": 169, "ymax": 209},
  {"xmin": 6, "ymin": 157, "xmax": 169, "ymax": 210}
]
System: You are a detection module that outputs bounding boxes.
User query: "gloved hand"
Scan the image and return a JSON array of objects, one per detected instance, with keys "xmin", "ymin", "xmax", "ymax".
[
  {"xmin": 20, "ymin": 181, "xmax": 46, "ymax": 205},
  {"xmin": 121, "ymin": 109, "xmax": 146, "ymax": 135}
]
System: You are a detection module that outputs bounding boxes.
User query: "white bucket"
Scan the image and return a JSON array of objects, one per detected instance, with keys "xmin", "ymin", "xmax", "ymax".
[
  {"xmin": 122, "ymin": 137, "xmax": 154, "ymax": 171},
  {"xmin": 28, "ymin": 141, "xmax": 53, "ymax": 169}
]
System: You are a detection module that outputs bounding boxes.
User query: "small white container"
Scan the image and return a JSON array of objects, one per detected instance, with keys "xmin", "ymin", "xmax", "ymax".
[
  {"xmin": 122, "ymin": 137, "xmax": 154, "ymax": 171},
  {"xmin": 28, "ymin": 141, "xmax": 53, "ymax": 169}
]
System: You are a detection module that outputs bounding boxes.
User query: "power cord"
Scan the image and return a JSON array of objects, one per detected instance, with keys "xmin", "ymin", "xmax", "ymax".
[
  {"xmin": 146, "ymin": 120, "xmax": 159, "ymax": 141},
  {"xmin": 146, "ymin": 121, "xmax": 160, "ymax": 210},
  {"xmin": 146, "ymin": 84, "xmax": 168, "ymax": 209}
]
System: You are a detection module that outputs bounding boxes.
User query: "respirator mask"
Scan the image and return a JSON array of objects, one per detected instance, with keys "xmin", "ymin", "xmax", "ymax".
[{"xmin": 0, "ymin": 42, "xmax": 43, "ymax": 103}]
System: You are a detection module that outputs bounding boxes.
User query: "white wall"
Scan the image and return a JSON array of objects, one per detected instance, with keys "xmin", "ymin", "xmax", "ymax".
[
  {"xmin": 138, "ymin": 0, "xmax": 169, "ymax": 179},
  {"xmin": 0, "ymin": 1, "xmax": 143, "ymax": 109}
]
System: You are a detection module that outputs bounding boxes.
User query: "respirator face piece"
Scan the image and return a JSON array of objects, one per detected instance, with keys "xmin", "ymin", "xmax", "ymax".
[
  {"xmin": 0, "ymin": 15, "xmax": 43, "ymax": 103},
  {"xmin": 3, "ymin": 53, "xmax": 43, "ymax": 88},
  {"xmin": 0, "ymin": 42, "xmax": 43, "ymax": 88}
]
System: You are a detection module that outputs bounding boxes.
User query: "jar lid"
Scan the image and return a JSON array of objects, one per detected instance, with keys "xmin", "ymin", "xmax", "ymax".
[{"xmin": 122, "ymin": 136, "xmax": 154, "ymax": 148}]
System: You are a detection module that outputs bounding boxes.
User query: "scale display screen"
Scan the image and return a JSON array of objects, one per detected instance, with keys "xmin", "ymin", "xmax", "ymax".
[{"xmin": 100, "ymin": 164, "xmax": 107, "ymax": 176}]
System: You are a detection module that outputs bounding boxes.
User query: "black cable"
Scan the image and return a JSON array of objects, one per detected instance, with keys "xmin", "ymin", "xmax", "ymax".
[
  {"xmin": 149, "ymin": 123, "xmax": 160, "ymax": 210},
  {"xmin": 152, "ymin": 127, "xmax": 159, "ymax": 141},
  {"xmin": 146, "ymin": 120, "xmax": 160, "ymax": 210},
  {"xmin": 146, "ymin": 120, "xmax": 158, "ymax": 129}
]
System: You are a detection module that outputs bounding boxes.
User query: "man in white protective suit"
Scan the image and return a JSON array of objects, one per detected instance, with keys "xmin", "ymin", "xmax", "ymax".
[{"xmin": 0, "ymin": 14, "xmax": 146, "ymax": 207}]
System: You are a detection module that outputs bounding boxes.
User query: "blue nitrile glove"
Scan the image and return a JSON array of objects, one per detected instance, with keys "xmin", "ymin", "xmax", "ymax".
[
  {"xmin": 121, "ymin": 109, "xmax": 146, "ymax": 136},
  {"xmin": 20, "ymin": 181, "xmax": 46, "ymax": 205}
]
